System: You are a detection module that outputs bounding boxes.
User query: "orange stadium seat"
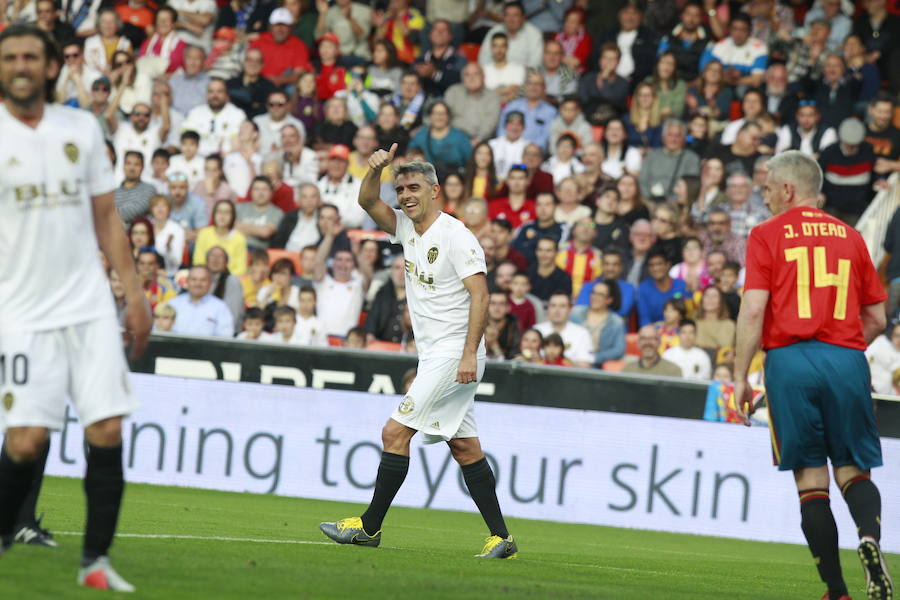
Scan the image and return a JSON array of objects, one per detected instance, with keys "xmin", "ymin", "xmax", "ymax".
[
  {"xmin": 367, "ymin": 340, "xmax": 402, "ymax": 352},
  {"xmin": 346, "ymin": 229, "xmax": 390, "ymax": 243},
  {"xmin": 625, "ymin": 333, "xmax": 640, "ymax": 357},
  {"xmin": 267, "ymin": 248, "xmax": 302, "ymax": 274},
  {"xmin": 602, "ymin": 360, "xmax": 626, "ymax": 372},
  {"xmin": 459, "ymin": 43, "xmax": 481, "ymax": 63},
  {"xmin": 327, "ymin": 336, "xmax": 344, "ymax": 347}
]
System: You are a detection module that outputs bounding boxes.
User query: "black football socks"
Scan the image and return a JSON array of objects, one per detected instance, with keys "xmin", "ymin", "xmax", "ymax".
[
  {"xmin": 462, "ymin": 457, "xmax": 509, "ymax": 539},
  {"xmin": 0, "ymin": 443, "xmax": 38, "ymax": 538},
  {"xmin": 82, "ymin": 444, "xmax": 125, "ymax": 565},
  {"xmin": 841, "ymin": 474, "xmax": 882, "ymax": 542},
  {"xmin": 15, "ymin": 440, "xmax": 50, "ymax": 527},
  {"xmin": 360, "ymin": 452, "xmax": 410, "ymax": 535},
  {"xmin": 799, "ymin": 489, "xmax": 847, "ymax": 599}
]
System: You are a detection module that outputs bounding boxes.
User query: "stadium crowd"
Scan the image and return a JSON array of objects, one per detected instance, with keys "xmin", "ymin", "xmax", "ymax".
[{"xmin": 7, "ymin": 0, "xmax": 900, "ymax": 384}]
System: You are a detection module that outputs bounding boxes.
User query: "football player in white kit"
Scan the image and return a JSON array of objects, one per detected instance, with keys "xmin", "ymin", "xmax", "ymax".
[
  {"xmin": 319, "ymin": 144, "xmax": 518, "ymax": 559},
  {"xmin": 0, "ymin": 26, "xmax": 151, "ymax": 591}
]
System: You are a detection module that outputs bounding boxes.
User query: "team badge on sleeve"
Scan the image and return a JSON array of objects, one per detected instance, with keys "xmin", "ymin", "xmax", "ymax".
[
  {"xmin": 64, "ymin": 142, "xmax": 79, "ymax": 163},
  {"xmin": 427, "ymin": 246, "xmax": 439, "ymax": 264},
  {"xmin": 398, "ymin": 396, "xmax": 415, "ymax": 415}
]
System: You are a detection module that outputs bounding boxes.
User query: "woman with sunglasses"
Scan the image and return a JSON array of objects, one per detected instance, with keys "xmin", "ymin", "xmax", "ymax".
[{"xmin": 108, "ymin": 50, "xmax": 152, "ymax": 114}]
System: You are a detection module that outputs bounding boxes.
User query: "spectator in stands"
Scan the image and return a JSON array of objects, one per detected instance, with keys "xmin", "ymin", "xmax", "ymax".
[
  {"xmin": 34, "ymin": 0, "xmax": 76, "ymax": 43},
  {"xmin": 535, "ymin": 292, "xmax": 593, "ymax": 367},
  {"xmin": 206, "ymin": 27, "xmax": 244, "ymax": 81},
  {"xmin": 486, "ymin": 291, "xmax": 521, "ymax": 359},
  {"xmin": 169, "ymin": 131, "xmax": 205, "ymax": 186},
  {"xmin": 637, "ymin": 249, "xmax": 687, "ymax": 327},
  {"xmin": 392, "ymin": 72, "xmax": 425, "ymax": 130},
  {"xmin": 820, "ymin": 117, "xmax": 877, "ymax": 227},
  {"xmin": 684, "ymin": 60, "xmax": 733, "ymax": 124},
  {"xmin": 512, "ymin": 191, "xmax": 563, "ymax": 265},
  {"xmin": 699, "ymin": 207, "xmax": 746, "ymax": 266},
  {"xmin": 802, "ymin": 0, "xmax": 849, "ymax": 51},
  {"xmin": 717, "ymin": 261, "xmax": 742, "ymax": 320},
  {"xmin": 806, "ymin": 54, "xmax": 859, "ymax": 130},
  {"xmin": 543, "ymin": 135, "xmax": 584, "ymax": 186},
  {"xmin": 168, "ymin": 266, "xmax": 235, "ymax": 337},
  {"xmin": 206, "ymin": 246, "xmax": 245, "ymax": 332},
  {"xmin": 541, "ymin": 333, "xmax": 573, "ymax": 366},
  {"xmin": 237, "ymin": 307, "xmax": 266, "ymax": 340},
  {"xmin": 194, "ymin": 154, "xmax": 237, "ymax": 214},
  {"xmin": 489, "ymin": 112, "xmax": 528, "ymax": 181},
  {"xmin": 478, "ymin": 1, "xmax": 543, "ymax": 69},
  {"xmin": 115, "ymin": 151, "xmax": 155, "ymax": 224},
  {"xmin": 128, "ymin": 217, "xmax": 154, "ymax": 259},
  {"xmin": 258, "ymin": 258, "xmax": 301, "ymax": 325},
  {"xmin": 241, "ymin": 250, "xmax": 271, "ymax": 308},
  {"xmin": 235, "ymin": 176, "xmax": 284, "ymax": 250},
  {"xmin": 528, "ymin": 237, "xmax": 572, "ymax": 302},
  {"xmin": 843, "ymin": 35, "xmax": 881, "ymax": 108},
  {"xmin": 137, "ymin": 248, "xmax": 176, "ymax": 310},
  {"xmin": 226, "ymin": 48, "xmax": 276, "ymax": 119},
  {"xmin": 719, "ymin": 172, "xmax": 769, "ymax": 239},
  {"xmin": 482, "ymin": 32, "xmax": 526, "ymax": 105},
  {"xmin": 87, "ymin": 75, "xmax": 116, "ymax": 139},
  {"xmin": 409, "ymin": 102, "xmax": 472, "ymax": 178},
  {"xmin": 865, "ymin": 322, "xmax": 900, "ymax": 395},
  {"xmin": 577, "ymin": 248, "xmax": 635, "ymax": 318},
  {"xmin": 624, "ymin": 217, "xmax": 655, "ymax": 286},
  {"xmin": 270, "ymin": 183, "xmax": 321, "ymax": 253},
  {"xmin": 514, "ymin": 328, "xmax": 544, "ymax": 363},
  {"xmin": 866, "ymin": 93, "xmax": 900, "ymax": 178},
  {"xmin": 193, "ymin": 200, "xmax": 248, "ymax": 275},
  {"xmin": 312, "ymin": 33, "xmax": 347, "ymax": 102},
  {"xmin": 639, "ymin": 119, "xmax": 700, "ymax": 201},
  {"xmin": 463, "ymin": 143, "xmax": 499, "ymax": 202},
  {"xmin": 258, "ymin": 155, "xmax": 298, "ymax": 213},
  {"xmin": 267, "ymin": 302, "xmax": 320, "ymax": 346},
  {"xmin": 113, "ymin": 101, "xmax": 165, "ymax": 184},
  {"xmin": 520, "ymin": 143, "xmax": 555, "ymax": 197},
  {"xmin": 600, "ymin": 1, "xmax": 658, "ymax": 83},
  {"xmin": 575, "ymin": 143, "xmax": 608, "ymax": 197},
  {"xmin": 600, "ymin": 120, "xmax": 641, "ymax": 181},
  {"xmin": 445, "ymin": 62, "xmax": 502, "ymax": 146},
  {"xmin": 311, "ymin": 218, "xmax": 364, "ymax": 337},
  {"xmin": 717, "ymin": 120, "xmax": 767, "ymax": 179},
  {"xmin": 694, "ymin": 285, "xmax": 735, "ymax": 352},
  {"xmin": 556, "ymin": 218, "xmax": 601, "ymax": 299},
  {"xmin": 317, "ymin": 144, "xmax": 366, "ymax": 228},
  {"xmin": 150, "ymin": 194, "xmax": 186, "ymax": 278},
  {"xmin": 662, "ymin": 318, "xmax": 711, "ymax": 380},
  {"xmin": 669, "ymin": 236, "xmax": 709, "ymax": 295},
  {"xmin": 775, "ymin": 101, "xmax": 837, "ymax": 157},
  {"xmin": 169, "ymin": 46, "xmax": 210, "ymax": 116},
  {"xmin": 699, "ymin": 13, "xmax": 767, "ymax": 90},
  {"xmin": 291, "ymin": 287, "xmax": 328, "ymax": 347},
  {"xmin": 314, "ymin": 0, "xmax": 373, "ymax": 62},
  {"xmin": 365, "ymin": 256, "xmax": 406, "ymax": 344},
  {"xmin": 624, "ymin": 83, "xmax": 663, "ymax": 152},
  {"xmin": 852, "ymin": 0, "xmax": 899, "ymax": 91},
  {"xmin": 255, "ymin": 90, "xmax": 307, "ymax": 155},
  {"xmin": 369, "ymin": 39, "xmax": 403, "ymax": 97},
  {"xmin": 761, "ymin": 63, "xmax": 797, "ymax": 126},
  {"xmin": 139, "ymin": 7, "xmax": 187, "ymax": 74},
  {"xmin": 168, "ymin": 171, "xmax": 208, "ymax": 243},
  {"xmin": 508, "ymin": 271, "xmax": 538, "ymax": 332},
  {"xmin": 312, "ymin": 97, "xmax": 357, "ymax": 149},
  {"xmin": 705, "ymin": 249, "xmax": 727, "ymax": 284},
  {"xmin": 692, "ymin": 158, "xmax": 726, "ymax": 222},
  {"xmin": 570, "ymin": 279, "xmax": 626, "ymax": 366},
  {"xmin": 182, "ymin": 79, "xmax": 246, "ymax": 156},
  {"xmin": 550, "ymin": 98, "xmax": 593, "ymax": 155},
  {"xmin": 498, "ymin": 72, "xmax": 558, "ymax": 151},
  {"xmin": 274, "ymin": 125, "xmax": 317, "ymax": 191},
  {"xmin": 153, "ymin": 303, "xmax": 176, "ymax": 333},
  {"xmin": 250, "ymin": 8, "xmax": 311, "ymax": 87},
  {"xmin": 646, "ymin": 52, "xmax": 686, "ymax": 122},
  {"xmin": 554, "ymin": 177, "xmax": 591, "ymax": 229},
  {"xmin": 374, "ymin": 102, "xmax": 409, "ymax": 156},
  {"xmin": 650, "ymin": 202, "xmax": 684, "ymax": 265},
  {"xmin": 488, "ymin": 165, "xmax": 535, "ymax": 229},
  {"xmin": 149, "ymin": 80, "xmax": 182, "ymax": 151},
  {"xmin": 554, "ymin": 7, "xmax": 591, "ymax": 74},
  {"xmin": 335, "ymin": 65, "xmax": 380, "ymax": 128},
  {"xmin": 657, "ymin": 3, "xmax": 708, "ymax": 82},
  {"xmin": 462, "ymin": 197, "xmax": 492, "ymax": 240},
  {"xmin": 592, "ymin": 188, "xmax": 629, "ymax": 252},
  {"xmin": 412, "ymin": 19, "xmax": 465, "ymax": 97},
  {"xmin": 55, "ymin": 39, "xmax": 101, "ymax": 107},
  {"xmin": 537, "ymin": 40, "xmax": 577, "ymax": 104},
  {"xmin": 578, "ymin": 43, "xmax": 629, "ymax": 116},
  {"xmin": 622, "ymin": 324, "xmax": 683, "ymax": 377},
  {"xmin": 106, "ymin": 50, "xmax": 154, "ymax": 116}
]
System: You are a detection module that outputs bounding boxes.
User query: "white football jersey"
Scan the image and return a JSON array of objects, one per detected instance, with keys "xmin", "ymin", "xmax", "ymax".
[
  {"xmin": 0, "ymin": 103, "xmax": 116, "ymax": 333},
  {"xmin": 389, "ymin": 210, "xmax": 487, "ymax": 360}
]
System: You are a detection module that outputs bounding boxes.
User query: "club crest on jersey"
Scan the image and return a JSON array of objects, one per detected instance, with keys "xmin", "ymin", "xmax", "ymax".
[
  {"xmin": 64, "ymin": 142, "xmax": 79, "ymax": 163},
  {"xmin": 398, "ymin": 396, "xmax": 415, "ymax": 415},
  {"xmin": 427, "ymin": 246, "xmax": 439, "ymax": 264},
  {"xmin": 2, "ymin": 392, "xmax": 13, "ymax": 411}
]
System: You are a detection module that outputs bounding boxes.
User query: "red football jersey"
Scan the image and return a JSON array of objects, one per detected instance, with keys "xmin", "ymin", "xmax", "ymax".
[
  {"xmin": 744, "ymin": 206, "xmax": 886, "ymax": 351},
  {"xmin": 488, "ymin": 197, "xmax": 536, "ymax": 229}
]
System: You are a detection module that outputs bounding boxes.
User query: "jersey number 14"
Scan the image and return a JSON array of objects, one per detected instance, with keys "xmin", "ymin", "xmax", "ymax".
[{"xmin": 784, "ymin": 246, "xmax": 850, "ymax": 320}]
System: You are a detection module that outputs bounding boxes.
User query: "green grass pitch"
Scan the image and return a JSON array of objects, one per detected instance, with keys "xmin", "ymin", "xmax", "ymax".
[{"xmin": 1, "ymin": 476, "xmax": 895, "ymax": 599}]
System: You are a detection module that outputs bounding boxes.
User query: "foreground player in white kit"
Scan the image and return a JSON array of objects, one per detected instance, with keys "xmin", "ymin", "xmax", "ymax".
[
  {"xmin": 319, "ymin": 144, "xmax": 518, "ymax": 559},
  {"xmin": 0, "ymin": 25, "xmax": 151, "ymax": 591}
]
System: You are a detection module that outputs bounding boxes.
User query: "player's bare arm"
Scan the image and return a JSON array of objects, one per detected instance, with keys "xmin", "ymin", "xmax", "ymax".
[
  {"xmin": 458, "ymin": 272, "xmax": 488, "ymax": 384},
  {"xmin": 861, "ymin": 302, "xmax": 888, "ymax": 346},
  {"xmin": 92, "ymin": 192, "xmax": 152, "ymax": 357},
  {"xmin": 733, "ymin": 288, "xmax": 769, "ymax": 426},
  {"xmin": 358, "ymin": 142, "xmax": 398, "ymax": 235}
]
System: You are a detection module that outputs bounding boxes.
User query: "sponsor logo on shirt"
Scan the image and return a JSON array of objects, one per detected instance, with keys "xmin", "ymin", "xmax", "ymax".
[{"xmin": 404, "ymin": 260, "xmax": 435, "ymax": 288}]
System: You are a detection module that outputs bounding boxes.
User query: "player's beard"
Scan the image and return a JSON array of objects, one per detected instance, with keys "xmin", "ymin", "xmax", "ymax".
[{"xmin": 0, "ymin": 73, "xmax": 49, "ymax": 108}]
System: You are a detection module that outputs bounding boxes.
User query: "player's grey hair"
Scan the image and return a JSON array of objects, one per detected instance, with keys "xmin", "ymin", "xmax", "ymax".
[
  {"xmin": 766, "ymin": 150, "xmax": 823, "ymax": 198},
  {"xmin": 393, "ymin": 161, "xmax": 438, "ymax": 187}
]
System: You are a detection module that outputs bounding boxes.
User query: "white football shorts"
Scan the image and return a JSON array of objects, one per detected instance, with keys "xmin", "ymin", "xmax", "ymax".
[
  {"xmin": 0, "ymin": 317, "xmax": 138, "ymax": 431},
  {"xmin": 391, "ymin": 356, "xmax": 486, "ymax": 444}
]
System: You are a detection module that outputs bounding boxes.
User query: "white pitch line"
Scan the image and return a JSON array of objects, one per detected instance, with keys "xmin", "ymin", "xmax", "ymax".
[{"xmin": 54, "ymin": 532, "xmax": 334, "ymax": 546}]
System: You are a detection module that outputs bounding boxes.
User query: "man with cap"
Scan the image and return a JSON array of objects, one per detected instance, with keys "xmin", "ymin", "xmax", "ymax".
[
  {"xmin": 317, "ymin": 144, "xmax": 367, "ymax": 228},
  {"xmin": 249, "ymin": 7, "xmax": 312, "ymax": 87},
  {"xmin": 488, "ymin": 111, "xmax": 529, "ymax": 181},
  {"xmin": 819, "ymin": 117, "xmax": 876, "ymax": 227}
]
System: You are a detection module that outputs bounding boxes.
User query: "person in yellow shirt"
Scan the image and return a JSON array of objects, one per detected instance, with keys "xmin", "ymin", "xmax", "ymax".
[
  {"xmin": 193, "ymin": 200, "xmax": 248, "ymax": 275},
  {"xmin": 136, "ymin": 249, "xmax": 176, "ymax": 309},
  {"xmin": 241, "ymin": 249, "xmax": 272, "ymax": 308}
]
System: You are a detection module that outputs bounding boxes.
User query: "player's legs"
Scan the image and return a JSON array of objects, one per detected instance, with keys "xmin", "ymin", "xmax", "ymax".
[
  {"xmin": 794, "ymin": 466, "xmax": 849, "ymax": 600},
  {"xmin": 0, "ymin": 427, "xmax": 50, "ymax": 550},
  {"xmin": 358, "ymin": 419, "xmax": 417, "ymax": 535},
  {"xmin": 14, "ymin": 438, "xmax": 56, "ymax": 547},
  {"xmin": 448, "ymin": 436, "xmax": 509, "ymax": 541},
  {"xmin": 81, "ymin": 416, "xmax": 126, "ymax": 565}
]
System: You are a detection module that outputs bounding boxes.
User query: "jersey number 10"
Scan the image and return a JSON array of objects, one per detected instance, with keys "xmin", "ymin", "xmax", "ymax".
[{"xmin": 784, "ymin": 246, "xmax": 850, "ymax": 320}]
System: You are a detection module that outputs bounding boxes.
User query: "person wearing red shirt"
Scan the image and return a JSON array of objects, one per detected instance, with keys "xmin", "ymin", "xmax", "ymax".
[
  {"xmin": 556, "ymin": 219, "xmax": 601, "ymax": 299},
  {"xmin": 314, "ymin": 32, "xmax": 346, "ymax": 101},
  {"xmin": 734, "ymin": 151, "xmax": 892, "ymax": 600},
  {"xmin": 488, "ymin": 165, "xmax": 535, "ymax": 228},
  {"xmin": 248, "ymin": 8, "xmax": 311, "ymax": 88}
]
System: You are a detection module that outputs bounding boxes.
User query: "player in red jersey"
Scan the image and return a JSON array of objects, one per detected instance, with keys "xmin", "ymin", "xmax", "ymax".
[{"xmin": 734, "ymin": 150, "xmax": 892, "ymax": 600}]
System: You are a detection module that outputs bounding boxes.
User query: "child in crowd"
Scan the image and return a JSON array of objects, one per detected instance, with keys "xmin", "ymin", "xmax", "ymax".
[
  {"xmin": 153, "ymin": 303, "xmax": 175, "ymax": 332},
  {"xmin": 259, "ymin": 258, "xmax": 301, "ymax": 330},
  {"xmin": 716, "ymin": 261, "xmax": 742, "ymax": 320},
  {"xmin": 267, "ymin": 305, "xmax": 301, "ymax": 344},
  {"xmin": 149, "ymin": 148, "xmax": 171, "ymax": 194},
  {"xmin": 713, "ymin": 362, "xmax": 734, "ymax": 385},
  {"xmin": 294, "ymin": 287, "xmax": 328, "ymax": 347},
  {"xmin": 542, "ymin": 333, "xmax": 572, "ymax": 367},
  {"xmin": 657, "ymin": 298, "xmax": 686, "ymax": 353},
  {"xmin": 241, "ymin": 249, "xmax": 272, "ymax": 308},
  {"xmin": 237, "ymin": 307, "xmax": 266, "ymax": 340},
  {"xmin": 168, "ymin": 130, "xmax": 204, "ymax": 186},
  {"xmin": 508, "ymin": 271, "xmax": 536, "ymax": 332},
  {"xmin": 345, "ymin": 326, "xmax": 367, "ymax": 349}
]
